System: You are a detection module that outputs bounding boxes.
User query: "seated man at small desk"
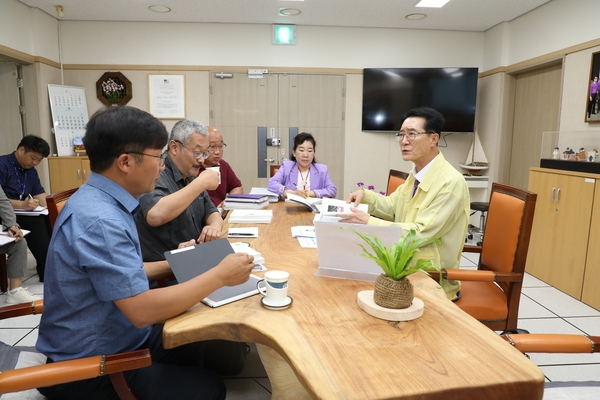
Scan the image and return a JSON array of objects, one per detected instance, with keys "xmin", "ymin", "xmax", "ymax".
[
  {"xmin": 0, "ymin": 135, "xmax": 52, "ymax": 281},
  {"xmin": 198, "ymin": 126, "xmax": 244, "ymax": 209},
  {"xmin": 342, "ymin": 107, "xmax": 470, "ymax": 301}
]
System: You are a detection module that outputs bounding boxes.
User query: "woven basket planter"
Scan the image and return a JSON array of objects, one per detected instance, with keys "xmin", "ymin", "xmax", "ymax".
[{"xmin": 373, "ymin": 274, "xmax": 414, "ymax": 309}]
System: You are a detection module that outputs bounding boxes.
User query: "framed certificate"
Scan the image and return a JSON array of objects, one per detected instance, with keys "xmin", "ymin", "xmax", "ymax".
[{"xmin": 148, "ymin": 74, "xmax": 185, "ymax": 119}]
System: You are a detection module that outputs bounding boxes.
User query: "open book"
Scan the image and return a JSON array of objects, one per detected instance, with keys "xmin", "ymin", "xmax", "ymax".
[{"xmin": 285, "ymin": 193, "xmax": 323, "ymax": 212}]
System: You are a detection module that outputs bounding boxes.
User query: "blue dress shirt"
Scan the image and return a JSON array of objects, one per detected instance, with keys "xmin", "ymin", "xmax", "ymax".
[{"xmin": 36, "ymin": 172, "xmax": 151, "ymax": 361}]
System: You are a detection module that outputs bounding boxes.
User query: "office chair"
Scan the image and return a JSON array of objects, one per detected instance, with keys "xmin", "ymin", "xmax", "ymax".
[
  {"xmin": 386, "ymin": 169, "xmax": 409, "ymax": 195},
  {"xmin": 270, "ymin": 165, "xmax": 281, "ymax": 178},
  {"xmin": 501, "ymin": 332, "xmax": 600, "ymax": 398},
  {"xmin": 0, "ymin": 300, "xmax": 151, "ymax": 399},
  {"xmin": 467, "ymin": 201, "xmax": 489, "ymax": 246},
  {"xmin": 428, "ymin": 183, "xmax": 537, "ymax": 331},
  {"xmin": 46, "ymin": 188, "xmax": 78, "ymax": 229}
]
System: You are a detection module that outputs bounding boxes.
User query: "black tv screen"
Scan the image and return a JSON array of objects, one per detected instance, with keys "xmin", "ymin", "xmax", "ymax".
[{"xmin": 362, "ymin": 67, "xmax": 478, "ymax": 133}]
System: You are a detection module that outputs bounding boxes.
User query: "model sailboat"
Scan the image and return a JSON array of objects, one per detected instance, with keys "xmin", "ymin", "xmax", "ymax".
[{"xmin": 459, "ymin": 132, "xmax": 489, "ymax": 175}]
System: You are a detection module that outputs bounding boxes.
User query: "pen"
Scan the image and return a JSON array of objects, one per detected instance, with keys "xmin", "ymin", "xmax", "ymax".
[
  {"xmin": 28, "ymin": 194, "xmax": 33, "ymax": 200},
  {"xmin": 230, "ymin": 233, "xmax": 256, "ymax": 237}
]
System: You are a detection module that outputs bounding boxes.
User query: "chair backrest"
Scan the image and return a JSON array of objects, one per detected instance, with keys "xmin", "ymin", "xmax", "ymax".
[
  {"xmin": 386, "ymin": 169, "xmax": 409, "ymax": 195},
  {"xmin": 478, "ymin": 182, "xmax": 537, "ymax": 329},
  {"xmin": 46, "ymin": 188, "xmax": 78, "ymax": 229},
  {"xmin": 270, "ymin": 165, "xmax": 281, "ymax": 178}
]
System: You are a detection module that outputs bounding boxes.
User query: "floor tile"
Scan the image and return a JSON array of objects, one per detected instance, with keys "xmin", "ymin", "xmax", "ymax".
[
  {"xmin": 518, "ymin": 295, "xmax": 557, "ymax": 319},
  {"xmin": 0, "ymin": 328, "xmax": 36, "ymax": 346},
  {"xmin": 523, "ymin": 273, "xmax": 550, "ymax": 288},
  {"xmin": 461, "ymin": 252, "xmax": 479, "ymax": 266},
  {"xmin": 224, "ymin": 378, "xmax": 271, "ymax": 400},
  {"xmin": 541, "ymin": 363, "xmax": 600, "ymax": 382},
  {"xmin": 522, "ymin": 287, "xmax": 600, "ymax": 318},
  {"xmin": 0, "ymin": 313, "xmax": 41, "ymax": 328},
  {"xmin": 563, "ymin": 316, "xmax": 600, "ymax": 336}
]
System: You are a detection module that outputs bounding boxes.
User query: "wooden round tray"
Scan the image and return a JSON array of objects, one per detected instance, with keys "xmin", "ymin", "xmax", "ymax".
[{"xmin": 357, "ymin": 290, "xmax": 424, "ymax": 321}]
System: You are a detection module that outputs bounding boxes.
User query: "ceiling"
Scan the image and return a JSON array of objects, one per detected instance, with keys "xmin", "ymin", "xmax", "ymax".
[{"xmin": 17, "ymin": 0, "xmax": 553, "ymax": 32}]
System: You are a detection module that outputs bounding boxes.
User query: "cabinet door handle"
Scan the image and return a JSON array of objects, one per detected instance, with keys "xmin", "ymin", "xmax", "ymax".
[
  {"xmin": 551, "ymin": 187, "xmax": 555, "ymax": 202},
  {"xmin": 83, "ymin": 170, "xmax": 87, "ymax": 181},
  {"xmin": 556, "ymin": 188, "xmax": 561, "ymax": 203},
  {"xmin": 77, "ymin": 169, "xmax": 81, "ymax": 180}
]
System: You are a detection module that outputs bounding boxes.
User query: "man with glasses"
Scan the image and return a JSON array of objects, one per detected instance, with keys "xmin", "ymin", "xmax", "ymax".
[
  {"xmin": 341, "ymin": 107, "xmax": 470, "ymax": 301},
  {"xmin": 136, "ymin": 119, "xmax": 222, "ymax": 263},
  {"xmin": 135, "ymin": 119, "xmax": 250, "ymax": 375},
  {"xmin": 0, "ymin": 135, "xmax": 51, "ymax": 282},
  {"xmin": 37, "ymin": 106, "xmax": 254, "ymax": 399},
  {"xmin": 199, "ymin": 126, "xmax": 244, "ymax": 208}
]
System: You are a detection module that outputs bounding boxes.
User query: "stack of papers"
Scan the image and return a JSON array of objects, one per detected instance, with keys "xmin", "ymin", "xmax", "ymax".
[
  {"xmin": 228, "ymin": 209, "xmax": 273, "ymax": 224},
  {"xmin": 230, "ymin": 242, "xmax": 266, "ymax": 271},
  {"xmin": 250, "ymin": 187, "xmax": 279, "ymax": 203},
  {"xmin": 224, "ymin": 194, "xmax": 269, "ymax": 210}
]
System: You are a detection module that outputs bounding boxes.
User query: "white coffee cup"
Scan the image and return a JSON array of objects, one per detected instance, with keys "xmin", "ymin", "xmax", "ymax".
[
  {"xmin": 206, "ymin": 166, "xmax": 220, "ymax": 184},
  {"xmin": 257, "ymin": 270, "xmax": 289, "ymax": 306}
]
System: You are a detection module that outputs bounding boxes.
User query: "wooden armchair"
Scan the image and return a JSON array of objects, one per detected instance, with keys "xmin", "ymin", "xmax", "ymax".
[
  {"xmin": 0, "ymin": 300, "xmax": 151, "ymax": 399},
  {"xmin": 428, "ymin": 183, "xmax": 537, "ymax": 331},
  {"xmin": 270, "ymin": 164, "xmax": 281, "ymax": 178},
  {"xmin": 386, "ymin": 169, "xmax": 409, "ymax": 195},
  {"xmin": 46, "ymin": 188, "xmax": 78, "ymax": 229}
]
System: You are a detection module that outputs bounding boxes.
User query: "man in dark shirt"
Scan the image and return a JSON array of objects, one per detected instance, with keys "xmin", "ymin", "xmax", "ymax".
[
  {"xmin": 0, "ymin": 135, "xmax": 51, "ymax": 281},
  {"xmin": 198, "ymin": 126, "xmax": 243, "ymax": 208},
  {"xmin": 135, "ymin": 119, "xmax": 222, "ymax": 262}
]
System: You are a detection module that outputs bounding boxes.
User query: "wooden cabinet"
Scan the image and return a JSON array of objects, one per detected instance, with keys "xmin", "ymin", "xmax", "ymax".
[
  {"xmin": 48, "ymin": 156, "xmax": 90, "ymax": 193},
  {"xmin": 526, "ymin": 168, "xmax": 599, "ymax": 308}
]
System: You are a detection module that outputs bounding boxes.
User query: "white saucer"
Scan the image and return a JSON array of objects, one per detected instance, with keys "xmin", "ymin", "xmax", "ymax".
[{"xmin": 261, "ymin": 296, "xmax": 293, "ymax": 310}]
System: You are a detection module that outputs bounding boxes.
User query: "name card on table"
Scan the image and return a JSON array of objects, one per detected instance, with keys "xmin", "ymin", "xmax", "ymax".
[{"xmin": 313, "ymin": 221, "xmax": 402, "ymax": 282}]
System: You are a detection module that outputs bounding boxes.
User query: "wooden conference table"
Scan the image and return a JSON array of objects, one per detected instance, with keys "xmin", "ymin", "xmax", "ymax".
[{"xmin": 163, "ymin": 202, "xmax": 544, "ymax": 400}]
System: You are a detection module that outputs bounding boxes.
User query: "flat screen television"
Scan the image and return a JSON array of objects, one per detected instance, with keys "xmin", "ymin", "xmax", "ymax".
[{"xmin": 361, "ymin": 67, "xmax": 478, "ymax": 133}]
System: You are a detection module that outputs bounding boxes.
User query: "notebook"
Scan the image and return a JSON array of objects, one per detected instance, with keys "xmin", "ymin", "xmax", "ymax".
[{"xmin": 164, "ymin": 238, "xmax": 260, "ymax": 307}]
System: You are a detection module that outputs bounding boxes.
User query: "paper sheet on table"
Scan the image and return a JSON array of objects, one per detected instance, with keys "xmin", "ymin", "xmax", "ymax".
[
  {"xmin": 313, "ymin": 220, "xmax": 402, "ymax": 282},
  {"xmin": 14, "ymin": 206, "xmax": 49, "ymax": 216},
  {"xmin": 297, "ymin": 237, "xmax": 317, "ymax": 248},
  {"xmin": 291, "ymin": 226, "xmax": 316, "ymax": 238},
  {"xmin": 0, "ymin": 229, "xmax": 31, "ymax": 246}
]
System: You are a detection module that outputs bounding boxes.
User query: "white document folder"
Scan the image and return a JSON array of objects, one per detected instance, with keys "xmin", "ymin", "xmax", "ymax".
[{"xmin": 313, "ymin": 220, "xmax": 402, "ymax": 282}]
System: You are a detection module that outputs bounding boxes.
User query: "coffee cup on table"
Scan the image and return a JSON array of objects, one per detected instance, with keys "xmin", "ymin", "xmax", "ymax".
[
  {"xmin": 206, "ymin": 166, "xmax": 220, "ymax": 184},
  {"xmin": 257, "ymin": 270, "xmax": 289, "ymax": 306}
]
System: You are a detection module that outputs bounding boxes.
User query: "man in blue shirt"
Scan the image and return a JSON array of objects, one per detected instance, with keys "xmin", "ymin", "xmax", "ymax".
[
  {"xmin": 36, "ymin": 106, "xmax": 255, "ymax": 400},
  {"xmin": 0, "ymin": 135, "xmax": 51, "ymax": 281}
]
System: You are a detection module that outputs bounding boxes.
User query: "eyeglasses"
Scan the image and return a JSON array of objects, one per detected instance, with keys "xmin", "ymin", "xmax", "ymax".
[
  {"xmin": 394, "ymin": 131, "xmax": 435, "ymax": 142},
  {"xmin": 126, "ymin": 151, "xmax": 168, "ymax": 167},
  {"xmin": 208, "ymin": 143, "xmax": 227, "ymax": 151},
  {"xmin": 175, "ymin": 140, "xmax": 211, "ymax": 159}
]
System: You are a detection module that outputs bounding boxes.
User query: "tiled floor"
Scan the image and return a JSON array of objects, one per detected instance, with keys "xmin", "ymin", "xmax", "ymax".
[{"xmin": 1, "ymin": 252, "xmax": 599, "ymax": 399}]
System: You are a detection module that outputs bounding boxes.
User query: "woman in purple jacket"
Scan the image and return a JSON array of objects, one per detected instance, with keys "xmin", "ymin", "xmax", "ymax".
[{"xmin": 268, "ymin": 132, "xmax": 337, "ymax": 199}]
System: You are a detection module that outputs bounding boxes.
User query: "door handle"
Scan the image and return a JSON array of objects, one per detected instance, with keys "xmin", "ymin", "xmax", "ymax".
[
  {"xmin": 77, "ymin": 169, "xmax": 81, "ymax": 180},
  {"xmin": 555, "ymin": 188, "xmax": 560, "ymax": 203},
  {"xmin": 264, "ymin": 158, "xmax": 275, "ymax": 163},
  {"xmin": 551, "ymin": 187, "xmax": 555, "ymax": 202}
]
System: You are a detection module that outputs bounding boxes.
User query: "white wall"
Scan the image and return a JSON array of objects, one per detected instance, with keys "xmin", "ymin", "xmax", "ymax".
[
  {"xmin": 59, "ymin": 21, "xmax": 484, "ymax": 69},
  {"xmin": 0, "ymin": 0, "xmax": 59, "ymax": 62}
]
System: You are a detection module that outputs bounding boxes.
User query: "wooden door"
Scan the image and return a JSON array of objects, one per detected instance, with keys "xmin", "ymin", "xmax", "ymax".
[
  {"xmin": 210, "ymin": 72, "xmax": 345, "ymax": 193},
  {"xmin": 509, "ymin": 63, "xmax": 562, "ymax": 190},
  {"xmin": 0, "ymin": 63, "xmax": 22, "ymax": 155}
]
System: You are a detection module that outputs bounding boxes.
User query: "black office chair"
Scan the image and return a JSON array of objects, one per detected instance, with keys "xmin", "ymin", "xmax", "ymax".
[{"xmin": 467, "ymin": 201, "xmax": 489, "ymax": 246}]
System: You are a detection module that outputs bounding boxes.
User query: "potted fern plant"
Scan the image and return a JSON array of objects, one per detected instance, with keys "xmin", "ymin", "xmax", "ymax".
[{"xmin": 350, "ymin": 229, "xmax": 442, "ymax": 309}]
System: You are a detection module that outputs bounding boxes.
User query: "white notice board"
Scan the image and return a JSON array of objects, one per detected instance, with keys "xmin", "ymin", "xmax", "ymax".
[{"xmin": 48, "ymin": 84, "xmax": 89, "ymax": 156}]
